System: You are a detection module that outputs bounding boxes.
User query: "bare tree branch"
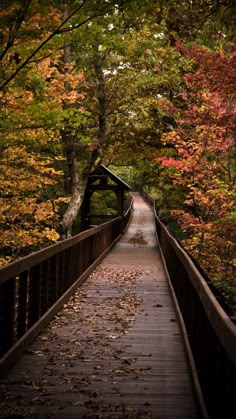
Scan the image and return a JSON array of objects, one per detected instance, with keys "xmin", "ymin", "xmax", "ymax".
[
  {"xmin": 0, "ymin": 0, "xmax": 109, "ymax": 90},
  {"xmin": 0, "ymin": 0, "xmax": 32, "ymax": 62}
]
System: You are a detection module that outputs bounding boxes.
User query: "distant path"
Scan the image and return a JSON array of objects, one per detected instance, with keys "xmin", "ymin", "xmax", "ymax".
[{"xmin": 0, "ymin": 193, "xmax": 199, "ymax": 418}]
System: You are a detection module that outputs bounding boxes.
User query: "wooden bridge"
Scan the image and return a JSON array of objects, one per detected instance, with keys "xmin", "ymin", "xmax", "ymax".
[{"xmin": 0, "ymin": 192, "xmax": 235, "ymax": 418}]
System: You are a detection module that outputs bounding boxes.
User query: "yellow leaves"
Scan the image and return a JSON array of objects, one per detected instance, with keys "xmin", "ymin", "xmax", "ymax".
[
  {"xmin": 0, "ymin": 227, "xmax": 59, "ymax": 251},
  {"xmin": 0, "ymin": 141, "xmax": 64, "ymax": 258},
  {"xmin": 0, "ymin": 256, "xmax": 13, "ymax": 267},
  {"xmin": 49, "ymin": 71, "xmax": 86, "ymax": 106},
  {"xmin": 27, "ymin": 7, "xmax": 62, "ymax": 33},
  {"xmin": 161, "ymin": 130, "xmax": 180, "ymax": 144},
  {"xmin": 43, "ymin": 228, "xmax": 60, "ymax": 242},
  {"xmin": 61, "ymin": 90, "xmax": 82, "ymax": 105},
  {"xmin": 1, "ymin": 50, "xmax": 87, "ymax": 134},
  {"xmin": 199, "ymin": 105, "xmax": 207, "ymax": 113},
  {"xmin": 231, "ymin": 259, "xmax": 236, "ymax": 268},
  {"xmin": 0, "ymin": 196, "xmax": 61, "ymax": 252},
  {"xmin": 55, "ymin": 197, "xmax": 70, "ymax": 204},
  {"xmin": 2, "ymin": 144, "xmax": 58, "ymax": 173},
  {"xmin": 34, "ymin": 202, "xmax": 54, "ymax": 223}
]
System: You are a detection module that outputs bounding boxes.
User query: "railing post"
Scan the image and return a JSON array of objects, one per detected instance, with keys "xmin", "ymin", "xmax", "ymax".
[
  {"xmin": 16, "ymin": 271, "xmax": 28, "ymax": 339},
  {"xmin": 0, "ymin": 278, "xmax": 16, "ymax": 355},
  {"xmin": 40, "ymin": 261, "xmax": 49, "ymax": 316},
  {"xmin": 28, "ymin": 265, "xmax": 42, "ymax": 328}
]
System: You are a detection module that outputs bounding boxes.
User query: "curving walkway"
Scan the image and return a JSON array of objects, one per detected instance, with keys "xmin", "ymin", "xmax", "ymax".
[{"xmin": 0, "ymin": 193, "xmax": 200, "ymax": 418}]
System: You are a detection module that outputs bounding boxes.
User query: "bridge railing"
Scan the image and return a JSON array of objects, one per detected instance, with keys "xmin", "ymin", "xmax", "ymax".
[
  {"xmin": 0, "ymin": 198, "xmax": 133, "ymax": 376},
  {"xmin": 141, "ymin": 190, "xmax": 236, "ymax": 419}
]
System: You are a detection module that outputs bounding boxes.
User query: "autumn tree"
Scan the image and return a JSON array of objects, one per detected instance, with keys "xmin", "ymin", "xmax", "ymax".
[
  {"xmin": 0, "ymin": 0, "xmax": 141, "ymax": 258},
  {"xmin": 0, "ymin": 2, "xmax": 85, "ymax": 262},
  {"xmin": 154, "ymin": 39, "xmax": 236, "ymax": 300},
  {"xmin": 98, "ymin": 1, "xmax": 236, "ymax": 300},
  {"xmin": 0, "ymin": 0, "xmax": 166, "ymax": 258},
  {"xmin": 59, "ymin": 0, "xmax": 166, "ymax": 236}
]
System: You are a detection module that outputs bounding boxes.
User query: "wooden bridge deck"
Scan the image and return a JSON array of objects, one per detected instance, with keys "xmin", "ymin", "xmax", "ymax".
[{"xmin": 0, "ymin": 193, "xmax": 200, "ymax": 418}]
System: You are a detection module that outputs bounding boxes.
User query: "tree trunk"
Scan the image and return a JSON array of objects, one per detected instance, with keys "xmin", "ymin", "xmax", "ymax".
[
  {"xmin": 62, "ymin": 6, "xmax": 74, "ymax": 194},
  {"xmin": 60, "ymin": 162, "xmax": 88, "ymax": 238},
  {"xmin": 60, "ymin": 45, "xmax": 107, "ymax": 238},
  {"xmin": 94, "ymin": 48, "xmax": 106, "ymax": 153}
]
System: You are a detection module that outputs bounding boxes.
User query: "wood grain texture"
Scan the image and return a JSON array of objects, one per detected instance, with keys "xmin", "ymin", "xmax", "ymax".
[{"xmin": 0, "ymin": 194, "xmax": 201, "ymax": 418}]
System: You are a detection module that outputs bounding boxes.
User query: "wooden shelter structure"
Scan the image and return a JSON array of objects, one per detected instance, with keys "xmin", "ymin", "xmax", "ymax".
[{"xmin": 80, "ymin": 165, "xmax": 130, "ymax": 230}]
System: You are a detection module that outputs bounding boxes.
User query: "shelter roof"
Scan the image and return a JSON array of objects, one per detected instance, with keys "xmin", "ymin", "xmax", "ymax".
[{"xmin": 88, "ymin": 165, "xmax": 130, "ymax": 191}]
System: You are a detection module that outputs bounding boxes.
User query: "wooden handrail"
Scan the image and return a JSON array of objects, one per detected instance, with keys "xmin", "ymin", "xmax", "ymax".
[
  {"xmin": 0, "ymin": 217, "xmax": 121, "ymax": 286},
  {"xmin": 0, "ymin": 197, "xmax": 133, "ymax": 375},
  {"xmin": 158, "ymin": 216, "xmax": 236, "ymax": 364},
  {"xmin": 141, "ymin": 189, "xmax": 236, "ymax": 419}
]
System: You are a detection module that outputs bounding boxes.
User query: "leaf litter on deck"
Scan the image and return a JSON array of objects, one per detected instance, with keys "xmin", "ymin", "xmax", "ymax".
[{"xmin": 0, "ymin": 264, "xmax": 154, "ymax": 418}]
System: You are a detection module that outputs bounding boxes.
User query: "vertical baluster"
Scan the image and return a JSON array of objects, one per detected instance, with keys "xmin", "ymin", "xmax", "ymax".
[
  {"xmin": 99, "ymin": 229, "xmax": 103, "ymax": 255},
  {"xmin": 99, "ymin": 230, "xmax": 102, "ymax": 256},
  {"xmin": 47, "ymin": 256, "xmax": 57, "ymax": 307},
  {"xmin": 118, "ymin": 218, "xmax": 121, "ymax": 238},
  {"xmin": 183, "ymin": 272, "xmax": 192, "ymax": 333},
  {"xmin": 225, "ymin": 357, "xmax": 235, "ymax": 417},
  {"xmin": 92, "ymin": 233, "xmax": 96, "ymax": 262},
  {"xmin": 16, "ymin": 271, "xmax": 28, "ymax": 339},
  {"xmin": 189, "ymin": 285, "xmax": 197, "ymax": 351},
  {"xmin": 112, "ymin": 222, "xmax": 116, "ymax": 242},
  {"xmin": 0, "ymin": 284, "xmax": 4, "ymax": 356},
  {"xmin": 83, "ymin": 238, "xmax": 89, "ymax": 272},
  {"xmin": 69, "ymin": 246, "xmax": 75, "ymax": 286},
  {"xmin": 91, "ymin": 234, "xmax": 95, "ymax": 263},
  {"xmin": 89, "ymin": 236, "xmax": 93, "ymax": 265},
  {"xmin": 70, "ymin": 246, "xmax": 77, "ymax": 284},
  {"xmin": 75, "ymin": 243, "xmax": 80, "ymax": 279},
  {"xmin": 28, "ymin": 265, "xmax": 41, "ymax": 328},
  {"xmin": 63, "ymin": 248, "xmax": 71, "ymax": 292},
  {"xmin": 194, "ymin": 300, "xmax": 205, "ymax": 382},
  {"xmin": 40, "ymin": 261, "xmax": 49, "ymax": 316},
  {"xmin": 103, "ymin": 228, "xmax": 108, "ymax": 252},
  {"xmin": 204, "ymin": 321, "xmax": 217, "ymax": 416},
  {"xmin": 103, "ymin": 228, "xmax": 107, "ymax": 253},
  {"xmin": 57, "ymin": 251, "xmax": 65, "ymax": 298},
  {"xmin": 215, "ymin": 344, "xmax": 224, "ymax": 415},
  {"xmin": 54, "ymin": 254, "xmax": 59, "ymax": 301},
  {"xmin": 68, "ymin": 246, "xmax": 73, "ymax": 286},
  {"xmin": 78, "ymin": 242, "xmax": 83, "ymax": 278},
  {"xmin": 85, "ymin": 237, "xmax": 90, "ymax": 271},
  {"xmin": 0, "ymin": 278, "xmax": 16, "ymax": 356}
]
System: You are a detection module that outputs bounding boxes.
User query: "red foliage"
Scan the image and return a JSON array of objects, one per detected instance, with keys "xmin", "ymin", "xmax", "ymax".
[{"xmin": 159, "ymin": 42, "xmax": 236, "ymax": 285}]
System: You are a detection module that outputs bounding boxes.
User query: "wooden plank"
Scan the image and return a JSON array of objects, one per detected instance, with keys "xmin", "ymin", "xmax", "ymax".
[{"xmin": 0, "ymin": 194, "xmax": 205, "ymax": 419}]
